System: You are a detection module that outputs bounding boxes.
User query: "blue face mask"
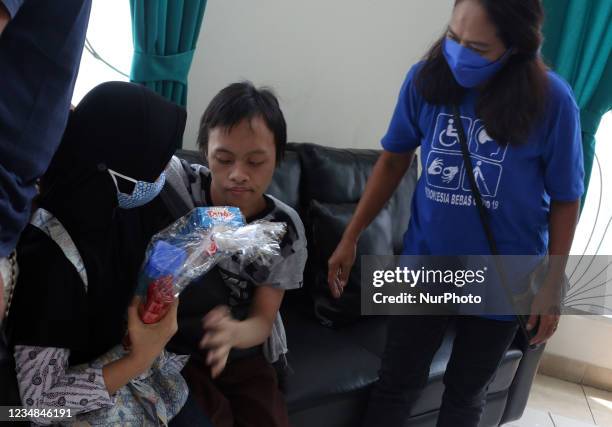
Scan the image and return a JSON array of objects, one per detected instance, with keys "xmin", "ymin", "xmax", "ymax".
[
  {"xmin": 442, "ymin": 38, "xmax": 511, "ymax": 88},
  {"xmin": 108, "ymin": 169, "xmax": 166, "ymax": 209}
]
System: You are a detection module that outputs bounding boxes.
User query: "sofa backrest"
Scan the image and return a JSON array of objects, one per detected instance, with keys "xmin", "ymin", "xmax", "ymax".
[
  {"xmin": 295, "ymin": 143, "xmax": 417, "ymax": 255},
  {"xmin": 293, "ymin": 143, "xmax": 418, "ymax": 324},
  {"xmin": 175, "ymin": 143, "xmax": 419, "ymax": 324},
  {"xmin": 177, "ymin": 143, "xmax": 418, "ymax": 254}
]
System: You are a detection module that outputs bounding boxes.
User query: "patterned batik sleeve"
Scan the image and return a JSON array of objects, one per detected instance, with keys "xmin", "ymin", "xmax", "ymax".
[{"xmin": 14, "ymin": 345, "xmax": 115, "ymax": 425}]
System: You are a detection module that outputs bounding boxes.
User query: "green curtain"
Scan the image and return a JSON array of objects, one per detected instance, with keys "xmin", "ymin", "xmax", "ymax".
[
  {"xmin": 542, "ymin": 0, "xmax": 612, "ymax": 202},
  {"xmin": 129, "ymin": 0, "xmax": 207, "ymax": 109}
]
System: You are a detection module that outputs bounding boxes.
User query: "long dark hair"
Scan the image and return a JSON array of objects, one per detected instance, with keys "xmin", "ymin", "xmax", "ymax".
[{"xmin": 415, "ymin": 0, "xmax": 549, "ymax": 145}]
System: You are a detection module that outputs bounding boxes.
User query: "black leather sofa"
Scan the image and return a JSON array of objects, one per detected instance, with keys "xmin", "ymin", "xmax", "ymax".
[
  {"xmin": 177, "ymin": 142, "xmax": 545, "ymax": 427},
  {"xmin": 0, "ymin": 142, "xmax": 544, "ymax": 427}
]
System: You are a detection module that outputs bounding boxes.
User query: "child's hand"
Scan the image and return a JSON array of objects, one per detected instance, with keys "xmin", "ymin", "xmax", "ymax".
[{"xmin": 199, "ymin": 305, "xmax": 238, "ymax": 378}]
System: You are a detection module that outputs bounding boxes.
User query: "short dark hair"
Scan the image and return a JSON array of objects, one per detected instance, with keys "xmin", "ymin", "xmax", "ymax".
[
  {"xmin": 197, "ymin": 82, "xmax": 287, "ymax": 164},
  {"xmin": 415, "ymin": 0, "xmax": 549, "ymax": 145}
]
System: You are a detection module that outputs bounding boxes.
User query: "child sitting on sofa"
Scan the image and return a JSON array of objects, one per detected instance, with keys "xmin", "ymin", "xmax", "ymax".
[{"xmin": 130, "ymin": 81, "xmax": 307, "ymax": 427}]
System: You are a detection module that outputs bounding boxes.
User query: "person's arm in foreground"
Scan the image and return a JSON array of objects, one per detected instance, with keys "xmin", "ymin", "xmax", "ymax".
[{"xmin": 14, "ymin": 298, "xmax": 178, "ymax": 424}]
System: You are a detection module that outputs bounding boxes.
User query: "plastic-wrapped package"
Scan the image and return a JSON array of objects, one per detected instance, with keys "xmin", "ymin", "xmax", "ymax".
[{"xmin": 138, "ymin": 207, "xmax": 286, "ymax": 323}]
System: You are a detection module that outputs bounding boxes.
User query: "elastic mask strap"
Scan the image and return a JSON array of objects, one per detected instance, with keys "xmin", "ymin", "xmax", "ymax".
[{"xmin": 108, "ymin": 169, "xmax": 138, "ymax": 193}]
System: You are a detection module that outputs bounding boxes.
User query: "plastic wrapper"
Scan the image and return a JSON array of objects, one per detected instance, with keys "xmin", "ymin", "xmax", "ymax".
[{"xmin": 137, "ymin": 207, "xmax": 286, "ymax": 323}]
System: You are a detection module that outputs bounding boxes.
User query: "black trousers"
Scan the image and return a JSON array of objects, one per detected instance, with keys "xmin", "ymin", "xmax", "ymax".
[{"xmin": 363, "ymin": 316, "xmax": 518, "ymax": 427}]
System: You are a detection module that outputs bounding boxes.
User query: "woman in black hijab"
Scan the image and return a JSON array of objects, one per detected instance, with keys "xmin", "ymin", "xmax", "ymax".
[{"xmin": 5, "ymin": 82, "xmax": 211, "ymax": 426}]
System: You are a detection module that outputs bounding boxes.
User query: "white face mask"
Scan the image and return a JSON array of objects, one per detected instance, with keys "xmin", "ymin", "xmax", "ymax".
[{"xmin": 108, "ymin": 169, "xmax": 166, "ymax": 209}]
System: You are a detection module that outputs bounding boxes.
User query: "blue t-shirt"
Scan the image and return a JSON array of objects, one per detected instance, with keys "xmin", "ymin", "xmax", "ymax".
[
  {"xmin": 382, "ymin": 64, "xmax": 584, "ymax": 320},
  {"xmin": 382, "ymin": 63, "xmax": 584, "ymax": 258}
]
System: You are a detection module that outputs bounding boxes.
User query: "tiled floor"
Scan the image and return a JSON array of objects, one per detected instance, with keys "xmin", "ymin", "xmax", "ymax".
[{"xmin": 504, "ymin": 375, "xmax": 612, "ymax": 427}]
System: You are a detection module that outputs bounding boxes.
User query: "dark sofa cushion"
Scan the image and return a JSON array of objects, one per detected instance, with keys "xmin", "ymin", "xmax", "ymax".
[
  {"xmin": 296, "ymin": 143, "xmax": 418, "ymax": 324},
  {"xmin": 307, "ymin": 200, "xmax": 394, "ymax": 325},
  {"xmin": 298, "ymin": 144, "xmax": 380, "ymax": 204},
  {"xmin": 297, "ymin": 143, "xmax": 418, "ymax": 254},
  {"xmin": 281, "ymin": 305, "xmax": 381, "ymax": 412}
]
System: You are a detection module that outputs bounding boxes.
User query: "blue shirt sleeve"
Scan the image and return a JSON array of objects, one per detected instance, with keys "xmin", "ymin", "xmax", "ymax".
[
  {"xmin": 0, "ymin": 0, "xmax": 91, "ymax": 257},
  {"xmin": 381, "ymin": 64, "xmax": 423, "ymax": 153},
  {"xmin": 1, "ymin": 0, "xmax": 25, "ymax": 18},
  {"xmin": 542, "ymin": 75, "xmax": 585, "ymax": 201}
]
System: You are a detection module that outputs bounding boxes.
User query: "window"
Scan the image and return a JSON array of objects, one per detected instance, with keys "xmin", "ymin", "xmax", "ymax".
[
  {"xmin": 569, "ymin": 112, "xmax": 612, "ymax": 316},
  {"xmin": 71, "ymin": 0, "xmax": 133, "ymax": 105},
  {"xmin": 571, "ymin": 112, "xmax": 612, "ymax": 256}
]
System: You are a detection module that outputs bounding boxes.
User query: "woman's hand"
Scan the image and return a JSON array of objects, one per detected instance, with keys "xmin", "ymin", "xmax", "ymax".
[
  {"xmin": 526, "ymin": 284, "xmax": 561, "ymax": 346},
  {"xmin": 199, "ymin": 306, "xmax": 239, "ymax": 378},
  {"xmin": 327, "ymin": 237, "xmax": 357, "ymax": 298},
  {"xmin": 126, "ymin": 297, "xmax": 179, "ymax": 373}
]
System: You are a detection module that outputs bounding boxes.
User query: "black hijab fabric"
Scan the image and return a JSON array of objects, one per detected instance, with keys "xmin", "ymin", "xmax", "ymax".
[{"xmin": 6, "ymin": 82, "xmax": 186, "ymax": 364}]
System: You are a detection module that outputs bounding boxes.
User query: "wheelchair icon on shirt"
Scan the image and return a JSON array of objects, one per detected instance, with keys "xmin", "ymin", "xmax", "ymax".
[
  {"xmin": 439, "ymin": 118, "xmax": 460, "ymax": 147},
  {"xmin": 432, "ymin": 114, "xmax": 472, "ymax": 152}
]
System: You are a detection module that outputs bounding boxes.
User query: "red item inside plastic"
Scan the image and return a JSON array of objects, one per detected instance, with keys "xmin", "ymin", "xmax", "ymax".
[{"xmin": 139, "ymin": 275, "xmax": 175, "ymax": 324}]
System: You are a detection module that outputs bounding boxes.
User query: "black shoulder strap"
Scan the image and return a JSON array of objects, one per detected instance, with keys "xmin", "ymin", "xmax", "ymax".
[
  {"xmin": 452, "ymin": 106, "xmax": 535, "ymax": 344},
  {"xmin": 453, "ymin": 105, "xmax": 499, "ymax": 256}
]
